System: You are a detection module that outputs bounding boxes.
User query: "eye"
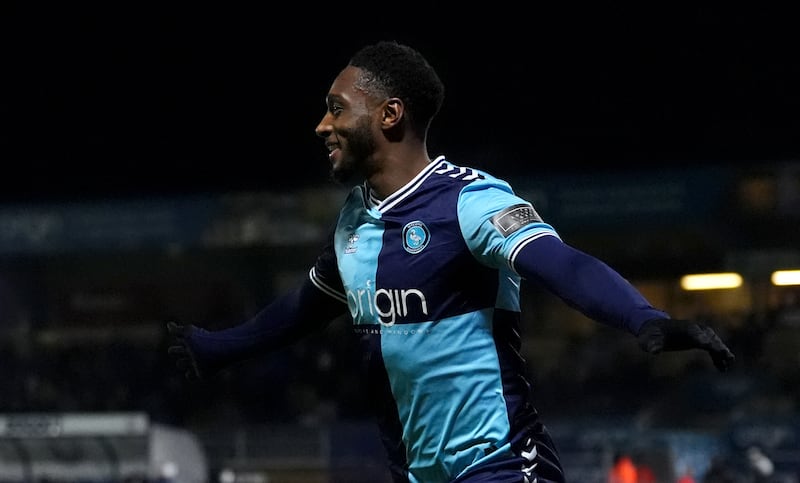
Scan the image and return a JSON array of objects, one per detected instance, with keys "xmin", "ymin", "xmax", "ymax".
[{"xmin": 330, "ymin": 103, "xmax": 344, "ymax": 116}]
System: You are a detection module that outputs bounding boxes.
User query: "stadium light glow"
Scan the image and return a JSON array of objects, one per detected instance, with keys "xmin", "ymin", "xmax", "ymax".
[
  {"xmin": 680, "ymin": 272, "xmax": 743, "ymax": 291},
  {"xmin": 771, "ymin": 269, "xmax": 800, "ymax": 286}
]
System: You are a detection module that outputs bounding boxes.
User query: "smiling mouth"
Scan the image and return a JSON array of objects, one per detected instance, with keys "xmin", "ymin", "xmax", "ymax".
[{"xmin": 326, "ymin": 143, "xmax": 341, "ymax": 161}]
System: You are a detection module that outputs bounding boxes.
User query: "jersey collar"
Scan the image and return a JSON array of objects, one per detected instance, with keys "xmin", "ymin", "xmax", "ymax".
[{"xmin": 366, "ymin": 155, "xmax": 447, "ymax": 212}]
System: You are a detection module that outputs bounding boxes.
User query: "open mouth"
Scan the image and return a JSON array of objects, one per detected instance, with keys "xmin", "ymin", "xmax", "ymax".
[{"xmin": 326, "ymin": 143, "xmax": 341, "ymax": 161}]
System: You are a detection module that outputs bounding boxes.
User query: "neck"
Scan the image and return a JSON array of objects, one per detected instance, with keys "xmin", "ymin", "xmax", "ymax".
[{"xmin": 366, "ymin": 150, "xmax": 431, "ymax": 200}]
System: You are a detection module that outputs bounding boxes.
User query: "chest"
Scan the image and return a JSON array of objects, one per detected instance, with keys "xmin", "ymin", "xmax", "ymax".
[{"xmin": 336, "ymin": 213, "xmax": 465, "ymax": 284}]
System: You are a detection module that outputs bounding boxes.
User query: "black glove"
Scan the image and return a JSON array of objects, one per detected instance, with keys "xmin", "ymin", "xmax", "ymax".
[
  {"xmin": 637, "ymin": 318, "xmax": 735, "ymax": 372},
  {"xmin": 166, "ymin": 322, "xmax": 204, "ymax": 380}
]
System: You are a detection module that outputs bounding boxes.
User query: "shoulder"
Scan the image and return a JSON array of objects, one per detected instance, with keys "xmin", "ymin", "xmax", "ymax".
[
  {"xmin": 427, "ymin": 158, "xmax": 526, "ymax": 220},
  {"xmin": 429, "ymin": 157, "xmax": 513, "ymax": 194}
]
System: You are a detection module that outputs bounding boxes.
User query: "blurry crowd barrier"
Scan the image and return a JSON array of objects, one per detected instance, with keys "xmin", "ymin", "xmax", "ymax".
[{"xmin": 0, "ymin": 412, "xmax": 206, "ymax": 482}]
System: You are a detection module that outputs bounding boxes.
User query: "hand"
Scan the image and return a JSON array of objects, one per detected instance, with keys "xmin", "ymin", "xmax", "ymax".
[
  {"xmin": 166, "ymin": 322, "xmax": 203, "ymax": 380},
  {"xmin": 637, "ymin": 318, "xmax": 735, "ymax": 372}
]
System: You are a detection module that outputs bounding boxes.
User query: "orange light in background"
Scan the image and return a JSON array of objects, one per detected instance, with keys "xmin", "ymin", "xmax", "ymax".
[
  {"xmin": 772, "ymin": 270, "xmax": 800, "ymax": 286},
  {"xmin": 680, "ymin": 273, "xmax": 743, "ymax": 291}
]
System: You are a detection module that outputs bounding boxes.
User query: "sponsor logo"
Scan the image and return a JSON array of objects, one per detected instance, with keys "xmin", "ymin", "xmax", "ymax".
[
  {"xmin": 346, "ymin": 281, "xmax": 429, "ymax": 326},
  {"xmin": 345, "ymin": 232, "xmax": 359, "ymax": 254}
]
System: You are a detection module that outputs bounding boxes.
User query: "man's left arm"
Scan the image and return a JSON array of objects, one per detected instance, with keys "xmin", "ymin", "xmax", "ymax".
[{"xmin": 512, "ymin": 234, "xmax": 735, "ymax": 372}]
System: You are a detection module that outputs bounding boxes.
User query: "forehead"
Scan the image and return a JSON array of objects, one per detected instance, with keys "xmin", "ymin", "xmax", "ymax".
[{"xmin": 328, "ymin": 65, "xmax": 370, "ymax": 100}]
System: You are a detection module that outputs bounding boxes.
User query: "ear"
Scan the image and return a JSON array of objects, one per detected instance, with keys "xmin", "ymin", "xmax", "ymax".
[{"xmin": 381, "ymin": 97, "xmax": 404, "ymax": 129}]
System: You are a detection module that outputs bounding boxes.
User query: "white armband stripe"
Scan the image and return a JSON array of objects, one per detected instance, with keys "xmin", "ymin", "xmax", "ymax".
[
  {"xmin": 508, "ymin": 233, "xmax": 560, "ymax": 274},
  {"xmin": 309, "ymin": 267, "xmax": 347, "ymax": 304}
]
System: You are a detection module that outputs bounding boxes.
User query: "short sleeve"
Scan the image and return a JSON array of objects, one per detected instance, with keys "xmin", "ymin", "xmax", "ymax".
[{"xmin": 457, "ymin": 176, "xmax": 560, "ymax": 271}]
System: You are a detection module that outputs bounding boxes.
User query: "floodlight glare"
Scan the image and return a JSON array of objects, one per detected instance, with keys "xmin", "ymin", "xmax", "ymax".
[
  {"xmin": 680, "ymin": 272, "xmax": 743, "ymax": 290},
  {"xmin": 771, "ymin": 270, "xmax": 800, "ymax": 286}
]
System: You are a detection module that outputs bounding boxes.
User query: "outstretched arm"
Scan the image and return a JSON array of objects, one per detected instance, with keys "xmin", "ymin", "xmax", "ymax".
[
  {"xmin": 512, "ymin": 234, "xmax": 735, "ymax": 371},
  {"xmin": 168, "ymin": 276, "xmax": 347, "ymax": 379}
]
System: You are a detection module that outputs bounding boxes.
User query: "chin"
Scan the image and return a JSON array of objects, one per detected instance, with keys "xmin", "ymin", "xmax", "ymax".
[
  {"xmin": 330, "ymin": 167, "xmax": 352, "ymax": 184},
  {"xmin": 331, "ymin": 165, "xmax": 365, "ymax": 185}
]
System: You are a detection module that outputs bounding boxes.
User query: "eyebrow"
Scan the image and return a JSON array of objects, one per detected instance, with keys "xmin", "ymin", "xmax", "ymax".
[{"xmin": 326, "ymin": 93, "xmax": 346, "ymax": 105}]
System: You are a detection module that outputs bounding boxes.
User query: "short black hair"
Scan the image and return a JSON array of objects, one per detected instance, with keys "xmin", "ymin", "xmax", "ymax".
[{"xmin": 348, "ymin": 41, "xmax": 445, "ymax": 138}]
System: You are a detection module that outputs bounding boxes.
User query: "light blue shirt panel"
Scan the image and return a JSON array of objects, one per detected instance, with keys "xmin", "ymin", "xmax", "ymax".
[
  {"xmin": 334, "ymin": 187, "xmax": 385, "ymax": 326},
  {"xmin": 457, "ymin": 177, "xmax": 560, "ymax": 310},
  {"xmin": 380, "ymin": 309, "xmax": 515, "ymax": 483}
]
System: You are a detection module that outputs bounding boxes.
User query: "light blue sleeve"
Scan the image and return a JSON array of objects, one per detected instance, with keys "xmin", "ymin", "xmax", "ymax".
[{"xmin": 457, "ymin": 175, "xmax": 560, "ymax": 271}]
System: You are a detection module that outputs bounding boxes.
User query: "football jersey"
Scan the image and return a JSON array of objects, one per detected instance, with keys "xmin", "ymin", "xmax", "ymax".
[{"xmin": 309, "ymin": 156, "xmax": 561, "ymax": 483}]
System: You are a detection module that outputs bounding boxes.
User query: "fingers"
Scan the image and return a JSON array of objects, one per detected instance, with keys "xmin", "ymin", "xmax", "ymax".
[
  {"xmin": 709, "ymin": 347, "xmax": 735, "ymax": 372},
  {"xmin": 642, "ymin": 335, "xmax": 664, "ymax": 354},
  {"xmin": 167, "ymin": 345, "xmax": 188, "ymax": 356},
  {"xmin": 698, "ymin": 326, "xmax": 736, "ymax": 372},
  {"xmin": 166, "ymin": 322, "xmax": 202, "ymax": 380},
  {"xmin": 709, "ymin": 339, "xmax": 735, "ymax": 372},
  {"xmin": 171, "ymin": 352, "xmax": 200, "ymax": 380},
  {"xmin": 166, "ymin": 321, "xmax": 186, "ymax": 336},
  {"xmin": 680, "ymin": 322, "xmax": 736, "ymax": 372},
  {"xmin": 172, "ymin": 353, "xmax": 202, "ymax": 380},
  {"xmin": 711, "ymin": 350, "xmax": 735, "ymax": 372},
  {"xmin": 638, "ymin": 319, "xmax": 735, "ymax": 372}
]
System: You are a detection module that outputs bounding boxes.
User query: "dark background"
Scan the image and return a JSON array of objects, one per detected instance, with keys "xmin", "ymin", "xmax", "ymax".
[
  {"xmin": 1, "ymin": 7, "xmax": 799, "ymax": 479},
  {"xmin": 3, "ymin": 5, "xmax": 798, "ymax": 202}
]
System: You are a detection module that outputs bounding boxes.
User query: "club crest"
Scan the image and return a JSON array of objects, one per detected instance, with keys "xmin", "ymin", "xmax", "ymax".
[{"xmin": 402, "ymin": 221, "xmax": 430, "ymax": 254}]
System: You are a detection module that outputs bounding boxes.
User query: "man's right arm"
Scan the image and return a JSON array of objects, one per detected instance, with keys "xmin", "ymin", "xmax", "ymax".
[{"xmin": 168, "ymin": 275, "xmax": 347, "ymax": 379}]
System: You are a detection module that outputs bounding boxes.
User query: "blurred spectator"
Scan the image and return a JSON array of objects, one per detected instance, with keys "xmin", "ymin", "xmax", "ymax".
[
  {"xmin": 608, "ymin": 451, "xmax": 638, "ymax": 483},
  {"xmin": 745, "ymin": 446, "xmax": 774, "ymax": 482},
  {"xmin": 677, "ymin": 469, "xmax": 696, "ymax": 483}
]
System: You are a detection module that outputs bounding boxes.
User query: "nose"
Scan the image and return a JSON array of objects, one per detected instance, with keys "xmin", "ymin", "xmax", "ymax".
[{"xmin": 315, "ymin": 112, "xmax": 333, "ymax": 138}]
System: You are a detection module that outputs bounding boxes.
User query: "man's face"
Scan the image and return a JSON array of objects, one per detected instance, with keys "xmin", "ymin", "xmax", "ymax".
[{"xmin": 316, "ymin": 66, "xmax": 380, "ymax": 184}]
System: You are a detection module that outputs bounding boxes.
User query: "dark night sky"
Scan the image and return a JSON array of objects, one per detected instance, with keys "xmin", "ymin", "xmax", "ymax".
[{"xmin": 3, "ymin": 5, "xmax": 798, "ymax": 202}]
